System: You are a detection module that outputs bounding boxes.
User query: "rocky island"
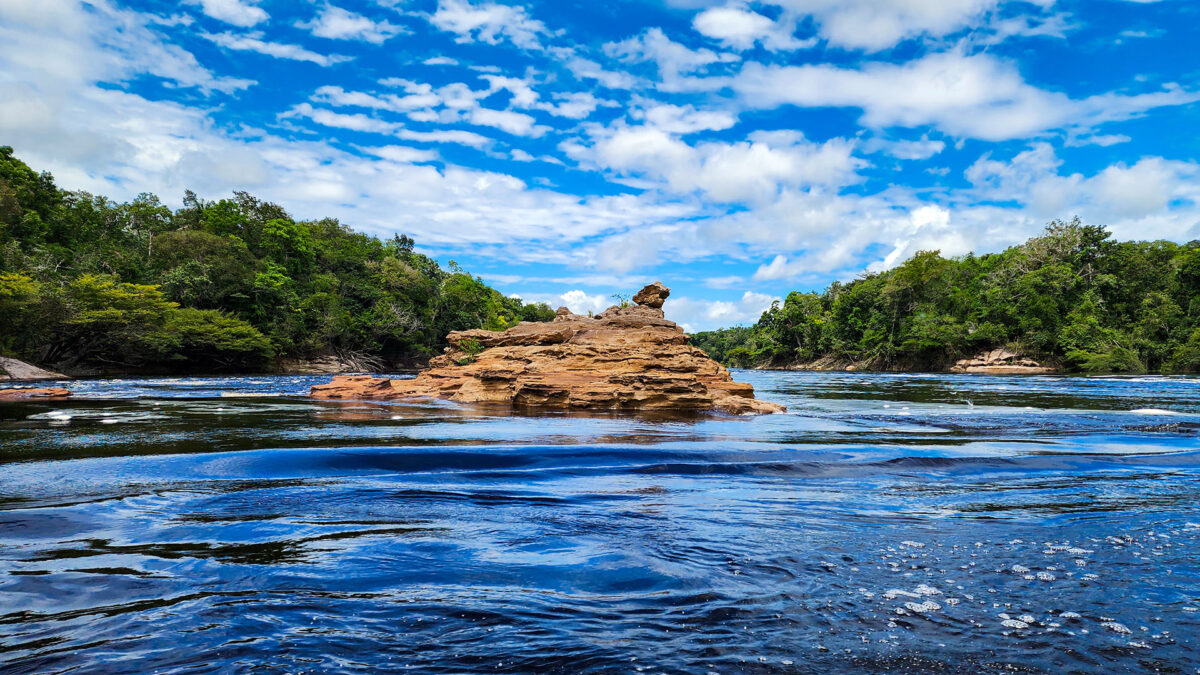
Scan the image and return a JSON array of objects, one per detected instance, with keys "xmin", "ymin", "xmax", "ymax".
[{"xmin": 311, "ymin": 282, "xmax": 785, "ymax": 415}]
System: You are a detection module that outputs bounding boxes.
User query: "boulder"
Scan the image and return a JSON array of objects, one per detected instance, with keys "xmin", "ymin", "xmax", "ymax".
[
  {"xmin": 0, "ymin": 357, "xmax": 68, "ymax": 382},
  {"xmin": 312, "ymin": 283, "xmax": 785, "ymax": 415},
  {"xmin": 632, "ymin": 281, "xmax": 670, "ymax": 309},
  {"xmin": 0, "ymin": 387, "xmax": 70, "ymax": 401}
]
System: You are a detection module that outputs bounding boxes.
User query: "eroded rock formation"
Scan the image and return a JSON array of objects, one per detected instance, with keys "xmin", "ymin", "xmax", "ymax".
[
  {"xmin": 950, "ymin": 349, "xmax": 1053, "ymax": 374},
  {"xmin": 311, "ymin": 282, "xmax": 785, "ymax": 415}
]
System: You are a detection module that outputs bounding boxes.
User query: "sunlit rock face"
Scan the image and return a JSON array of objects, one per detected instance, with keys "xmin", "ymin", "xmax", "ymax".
[
  {"xmin": 950, "ymin": 349, "xmax": 1054, "ymax": 374},
  {"xmin": 0, "ymin": 387, "xmax": 70, "ymax": 400},
  {"xmin": 311, "ymin": 282, "xmax": 786, "ymax": 415}
]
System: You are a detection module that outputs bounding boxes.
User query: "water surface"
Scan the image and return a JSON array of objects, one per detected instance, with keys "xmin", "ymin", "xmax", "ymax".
[{"xmin": 2, "ymin": 372, "xmax": 1199, "ymax": 673}]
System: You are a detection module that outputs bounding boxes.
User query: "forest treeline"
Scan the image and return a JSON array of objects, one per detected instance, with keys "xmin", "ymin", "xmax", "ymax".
[
  {"xmin": 692, "ymin": 221, "xmax": 1200, "ymax": 374},
  {"xmin": 0, "ymin": 147, "xmax": 553, "ymax": 374}
]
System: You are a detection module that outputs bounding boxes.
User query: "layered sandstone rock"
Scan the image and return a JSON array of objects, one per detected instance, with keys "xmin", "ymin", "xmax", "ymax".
[
  {"xmin": 311, "ymin": 282, "xmax": 785, "ymax": 415},
  {"xmin": 951, "ymin": 348, "xmax": 1053, "ymax": 374},
  {"xmin": 0, "ymin": 387, "xmax": 71, "ymax": 401}
]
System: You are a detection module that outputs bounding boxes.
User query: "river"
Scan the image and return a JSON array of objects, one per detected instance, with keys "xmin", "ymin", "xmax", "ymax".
[{"xmin": 1, "ymin": 372, "xmax": 1199, "ymax": 673}]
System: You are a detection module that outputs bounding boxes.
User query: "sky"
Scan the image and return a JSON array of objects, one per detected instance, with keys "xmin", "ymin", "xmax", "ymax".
[{"xmin": 0, "ymin": 0, "xmax": 1198, "ymax": 331}]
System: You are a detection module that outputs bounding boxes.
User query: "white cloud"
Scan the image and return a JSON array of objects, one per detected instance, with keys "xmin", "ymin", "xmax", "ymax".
[
  {"xmin": 285, "ymin": 103, "xmax": 399, "ymax": 134},
  {"xmin": 703, "ymin": 275, "xmax": 747, "ymax": 289},
  {"xmin": 966, "ymin": 142, "xmax": 1199, "ymax": 225},
  {"xmin": 634, "ymin": 102, "xmax": 738, "ymax": 134},
  {"xmin": 575, "ymin": 125, "xmax": 862, "ymax": 204},
  {"xmin": 536, "ymin": 92, "xmax": 609, "ymax": 120},
  {"xmin": 424, "ymin": 56, "xmax": 459, "ymax": 65},
  {"xmin": 468, "ymin": 107, "xmax": 547, "ymax": 137},
  {"xmin": 395, "ymin": 128, "xmax": 493, "ymax": 147},
  {"xmin": 870, "ymin": 205, "xmax": 973, "ymax": 272},
  {"xmin": 0, "ymin": 0, "xmax": 253, "ymax": 96},
  {"xmin": 285, "ymin": 103, "xmax": 496, "ymax": 148},
  {"xmin": 693, "ymin": 4, "xmax": 813, "ymax": 51},
  {"xmin": 187, "ymin": 0, "xmax": 267, "ymax": 27},
  {"xmin": 203, "ymin": 32, "xmax": 351, "ymax": 66},
  {"xmin": 606, "ymin": 28, "xmax": 738, "ymax": 90},
  {"xmin": 430, "ymin": 0, "xmax": 549, "ymax": 49},
  {"xmin": 733, "ymin": 50, "xmax": 1200, "ymax": 141},
  {"xmin": 479, "ymin": 74, "xmax": 540, "ymax": 107},
  {"xmin": 560, "ymin": 53, "xmax": 641, "ymax": 90},
  {"xmin": 298, "ymin": 5, "xmax": 407, "ymax": 44},
  {"xmin": 667, "ymin": 291, "xmax": 779, "ymax": 332},
  {"xmin": 765, "ymin": 0, "xmax": 1004, "ymax": 51},
  {"xmin": 863, "ymin": 135, "xmax": 946, "ymax": 160},
  {"xmin": 362, "ymin": 145, "xmax": 440, "ymax": 164},
  {"xmin": 313, "ymin": 84, "xmax": 441, "ymax": 113},
  {"xmin": 557, "ymin": 289, "xmax": 613, "ymax": 315}
]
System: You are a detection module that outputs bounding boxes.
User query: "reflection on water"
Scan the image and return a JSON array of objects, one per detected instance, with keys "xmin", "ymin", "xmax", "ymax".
[{"xmin": 1, "ymin": 372, "xmax": 1199, "ymax": 673}]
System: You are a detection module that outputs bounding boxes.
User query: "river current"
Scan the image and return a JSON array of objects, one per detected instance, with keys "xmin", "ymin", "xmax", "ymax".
[{"xmin": 1, "ymin": 372, "xmax": 1199, "ymax": 673}]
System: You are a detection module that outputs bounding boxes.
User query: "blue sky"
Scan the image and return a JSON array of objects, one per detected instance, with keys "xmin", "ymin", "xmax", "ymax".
[{"xmin": 1, "ymin": 0, "xmax": 1198, "ymax": 331}]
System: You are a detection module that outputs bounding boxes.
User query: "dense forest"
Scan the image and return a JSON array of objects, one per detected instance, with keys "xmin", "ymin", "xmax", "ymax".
[
  {"xmin": 693, "ymin": 221, "xmax": 1200, "ymax": 374},
  {"xmin": 0, "ymin": 147, "xmax": 553, "ymax": 374}
]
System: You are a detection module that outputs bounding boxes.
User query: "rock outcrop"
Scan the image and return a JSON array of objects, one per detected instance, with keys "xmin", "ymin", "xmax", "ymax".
[
  {"xmin": 0, "ymin": 357, "xmax": 68, "ymax": 382},
  {"xmin": 311, "ymin": 282, "xmax": 785, "ymax": 415},
  {"xmin": 951, "ymin": 349, "xmax": 1053, "ymax": 374},
  {"xmin": 0, "ymin": 387, "xmax": 71, "ymax": 401}
]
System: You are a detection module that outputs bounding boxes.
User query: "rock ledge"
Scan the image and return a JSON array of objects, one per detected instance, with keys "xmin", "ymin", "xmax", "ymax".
[{"xmin": 311, "ymin": 282, "xmax": 785, "ymax": 415}]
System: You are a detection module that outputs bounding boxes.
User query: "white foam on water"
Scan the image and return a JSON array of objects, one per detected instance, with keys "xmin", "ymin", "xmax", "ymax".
[
  {"xmin": 1129, "ymin": 408, "xmax": 1179, "ymax": 415},
  {"xmin": 1127, "ymin": 641, "xmax": 1150, "ymax": 649},
  {"xmin": 904, "ymin": 601, "xmax": 941, "ymax": 613},
  {"xmin": 1102, "ymin": 622, "xmax": 1132, "ymax": 635},
  {"xmin": 1001, "ymin": 619, "xmax": 1029, "ymax": 629}
]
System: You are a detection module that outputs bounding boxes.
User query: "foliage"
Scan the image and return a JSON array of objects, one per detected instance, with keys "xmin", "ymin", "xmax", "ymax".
[
  {"xmin": 455, "ymin": 337, "xmax": 486, "ymax": 365},
  {"xmin": 0, "ymin": 148, "xmax": 551, "ymax": 373},
  {"xmin": 692, "ymin": 219, "xmax": 1200, "ymax": 374}
]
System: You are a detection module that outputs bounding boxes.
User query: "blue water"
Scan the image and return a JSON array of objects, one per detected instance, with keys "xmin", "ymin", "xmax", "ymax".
[{"xmin": 1, "ymin": 372, "xmax": 1199, "ymax": 673}]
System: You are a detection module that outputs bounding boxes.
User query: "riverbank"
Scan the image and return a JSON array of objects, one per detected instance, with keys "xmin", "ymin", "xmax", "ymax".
[
  {"xmin": 751, "ymin": 349, "xmax": 1060, "ymax": 375},
  {"xmin": 0, "ymin": 354, "xmax": 411, "ymax": 381}
]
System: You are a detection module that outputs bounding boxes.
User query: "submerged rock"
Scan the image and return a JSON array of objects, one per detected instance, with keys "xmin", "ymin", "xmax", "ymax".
[
  {"xmin": 0, "ymin": 387, "xmax": 70, "ymax": 401},
  {"xmin": 311, "ymin": 282, "xmax": 785, "ymax": 415}
]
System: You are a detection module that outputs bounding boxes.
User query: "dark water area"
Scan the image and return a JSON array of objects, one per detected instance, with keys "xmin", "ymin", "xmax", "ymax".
[{"xmin": 2, "ymin": 372, "xmax": 1199, "ymax": 674}]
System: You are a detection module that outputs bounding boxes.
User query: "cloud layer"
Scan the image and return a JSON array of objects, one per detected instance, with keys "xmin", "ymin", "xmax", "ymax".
[{"xmin": 1, "ymin": 0, "xmax": 1197, "ymax": 330}]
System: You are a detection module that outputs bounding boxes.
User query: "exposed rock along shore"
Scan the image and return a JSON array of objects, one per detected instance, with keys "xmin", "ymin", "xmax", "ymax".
[
  {"xmin": 311, "ymin": 282, "xmax": 786, "ymax": 415},
  {"xmin": 760, "ymin": 349, "xmax": 1054, "ymax": 374},
  {"xmin": 0, "ymin": 387, "xmax": 70, "ymax": 401},
  {"xmin": 949, "ymin": 349, "xmax": 1053, "ymax": 374},
  {"xmin": 0, "ymin": 356, "xmax": 68, "ymax": 382},
  {"xmin": 0, "ymin": 357, "xmax": 71, "ymax": 400}
]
